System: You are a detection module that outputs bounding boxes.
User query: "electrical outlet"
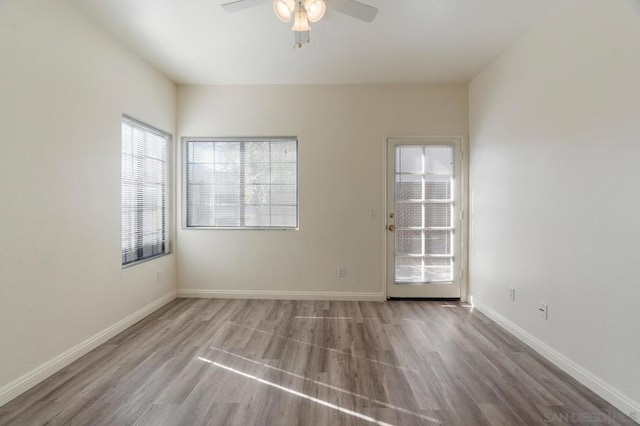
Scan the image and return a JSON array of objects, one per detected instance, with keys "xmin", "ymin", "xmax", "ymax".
[
  {"xmin": 337, "ymin": 266, "xmax": 346, "ymax": 277},
  {"xmin": 538, "ymin": 303, "xmax": 548, "ymax": 319},
  {"xmin": 157, "ymin": 271, "xmax": 161, "ymax": 283},
  {"xmin": 509, "ymin": 288, "xmax": 516, "ymax": 301},
  {"xmin": 369, "ymin": 209, "xmax": 376, "ymax": 219}
]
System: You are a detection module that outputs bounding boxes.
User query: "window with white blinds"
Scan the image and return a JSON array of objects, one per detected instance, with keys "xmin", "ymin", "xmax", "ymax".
[
  {"xmin": 185, "ymin": 138, "xmax": 298, "ymax": 229},
  {"xmin": 121, "ymin": 116, "xmax": 171, "ymax": 266}
]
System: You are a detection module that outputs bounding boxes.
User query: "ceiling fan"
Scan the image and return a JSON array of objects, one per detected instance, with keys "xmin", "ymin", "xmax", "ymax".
[{"xmin": 221, "ymin": 0, "xmax": 379, "ymax": 48}]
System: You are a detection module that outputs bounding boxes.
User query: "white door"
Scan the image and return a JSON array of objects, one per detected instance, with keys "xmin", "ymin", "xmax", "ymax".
[{"xmin": 386, "ymin": 138, "xmax": 463, "ymax": 298}]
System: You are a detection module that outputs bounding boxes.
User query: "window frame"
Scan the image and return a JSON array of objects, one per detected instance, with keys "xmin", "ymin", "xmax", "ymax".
[
  {"xmin": 182, "ymin": 137, "xmax": 299, "ymax": 231},
  {"xmin": 121, "ymin": 115, "xmax": 173, "ymax": 268}
]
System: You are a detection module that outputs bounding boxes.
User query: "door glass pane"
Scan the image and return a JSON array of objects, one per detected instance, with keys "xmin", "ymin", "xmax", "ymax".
[
  {"xmin": 424, "ymin": 258, "xmax": 453, "ymax": 282},
  {"xmin": 396, "ymin": 203, "xmax": 423, "ymax": 228},
  {"xmin": 425, "ymin": 230, "xmax": 452, "ymax": 256},
  {"xmin": 395, "ymin": 257, "xmax": 423, "ymax": 282},
  {"xmin": 395, "ymin": 230, "xmax": 422, "ymax": 255},
  {"xmin": 424, "ymin": 146, "xmax": 453, "ymax": 175},
  {"xmin": 425, "ymin": 175, "xmax": 451, "ymax": 200},
  {"xmin": 396, "ymin": 145, "xmax": 423, "ymax": 174},
  {"xmin": 395, "ymin": 144, "xmax": 455, "ymax": 283},
  {"xmin": 425, "ymin": 204, "xmax": 451, "ymax": 228},
  {"xmin": 395, "ymin": 174, "xmax": 422, "ymax": 201}
]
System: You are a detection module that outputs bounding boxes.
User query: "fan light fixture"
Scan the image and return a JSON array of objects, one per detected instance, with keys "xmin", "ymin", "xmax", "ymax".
[
  {"xmin": 273, "ymin": 0, "xmax": 326, "ymax": 28},
  {"xmin": 305, "ymin": 0, "xmax": 326, "ymax": 22},
  {"xmin": 292, "ymin": 7, "xmax": 310, "ymax": 31},
  {"xmin": 223, "ymin": 0, "xmax": 378, "ymax": 49},
  {"xmin": 273, "ymin": 0, "xmax": 295, "ymax": 22}
]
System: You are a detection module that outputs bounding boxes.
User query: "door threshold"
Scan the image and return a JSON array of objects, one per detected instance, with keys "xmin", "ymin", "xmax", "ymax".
[{"xmin": 387, "ymin": 297, "xmax": 461, "ymax": 301}]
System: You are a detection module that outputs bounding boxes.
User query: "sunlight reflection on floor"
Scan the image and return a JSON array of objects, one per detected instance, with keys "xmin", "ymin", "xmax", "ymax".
[
  {"xmin": 227, "ymin": 321, "xmax": 418, "ymax": 373},
  {"xmin": 198, "ymin": 357, "xmax": 396, "ymax": 426},
  {"xmin": 207, "ymin": 346, "xmax": 443, "ymax": 424}
]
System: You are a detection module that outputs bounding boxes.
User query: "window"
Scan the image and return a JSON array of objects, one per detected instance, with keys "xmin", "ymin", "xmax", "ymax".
[
  {"xmin": 184, "ymin": 138, "xmax": 298, "ymax": 229},
  {"xmin": 121, "ymin": 116, "xmax": 171, "ymax": 266}
]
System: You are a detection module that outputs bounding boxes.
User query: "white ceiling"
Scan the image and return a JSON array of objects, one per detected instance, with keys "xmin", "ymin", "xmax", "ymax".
[{"xmin": 72, "ymin": 0, "xmax": 564, "ymax": 85}]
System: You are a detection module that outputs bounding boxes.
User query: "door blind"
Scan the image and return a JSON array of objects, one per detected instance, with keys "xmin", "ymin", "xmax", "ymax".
[
  {"xmin": 394, "ymin": 145, "xmax": 454, "ymax": 283},
  {"xmin": 121, "ymin": 116, "xmax": 171, "ymax": 266},
  {"xmin": 185, "ymin": 138, "xmax": 298, "ymax": 229}
]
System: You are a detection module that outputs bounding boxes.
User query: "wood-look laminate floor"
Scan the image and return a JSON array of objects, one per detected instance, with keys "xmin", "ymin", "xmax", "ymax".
[{"xmin": 0, "ymin": 299, "xmax": 634, "ymax": 426}]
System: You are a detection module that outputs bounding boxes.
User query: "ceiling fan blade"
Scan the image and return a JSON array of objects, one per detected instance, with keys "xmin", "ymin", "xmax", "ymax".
[
  {"xmin": 221, "ymin": 0, "xmax": 271, "ymax": 13},
  {"xmin": 330, "ymin": 0, "xmax": 378, "ymax": 22}
]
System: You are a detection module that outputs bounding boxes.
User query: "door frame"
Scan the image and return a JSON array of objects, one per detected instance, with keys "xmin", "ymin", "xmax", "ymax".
[{"xmin": 382, "ymin": 135, "xmax": 469, "ymax": 301}]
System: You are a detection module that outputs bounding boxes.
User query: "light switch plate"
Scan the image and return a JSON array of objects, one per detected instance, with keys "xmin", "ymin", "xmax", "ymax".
[{"xmin": 539, "ymin": 303, "xmax": 548, "ymax": 319}]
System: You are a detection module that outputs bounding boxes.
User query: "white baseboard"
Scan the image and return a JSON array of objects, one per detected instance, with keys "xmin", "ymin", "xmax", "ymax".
[
  {"xmin": 475, "ymin": 302, "xmax": 640, "ymax": 423},
  {"xmin": 177, "ymin": 288, "xmax": 385, "ymax": 302},
  {"xmin": 0, "ymin": 291, "xmax": 176, "ymax": 408}
]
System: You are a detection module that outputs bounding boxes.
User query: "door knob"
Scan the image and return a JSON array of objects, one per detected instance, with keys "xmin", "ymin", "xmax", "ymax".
[{"xmin": 388, "ymin": 224, "xmax": 395, "ymax": 232}]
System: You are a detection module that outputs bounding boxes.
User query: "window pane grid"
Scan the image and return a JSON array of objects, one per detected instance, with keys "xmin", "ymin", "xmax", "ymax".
[
  {"xmin": 394, "ymin": 144, "xmax": 454, "ymax": 283},
  {"xmin": 185, "ymin": 139, "xmax": 298, "ymax": 229},
  {"xmin": 121, "ymin": 117, "xmax": 170, "ymax": 266}
]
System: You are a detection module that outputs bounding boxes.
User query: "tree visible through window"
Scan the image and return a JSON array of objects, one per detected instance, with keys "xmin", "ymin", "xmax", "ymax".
[{"xmin": 185, "ymin": 138, "xmax": 298, "ymax": 229}]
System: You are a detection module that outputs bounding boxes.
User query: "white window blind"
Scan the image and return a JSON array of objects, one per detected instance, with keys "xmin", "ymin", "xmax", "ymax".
[
  {"xmin": 394, "ymin": 145, "xmax": 454, "ymax": 283},
  {"xmin": 185, "ymin": 138, "xmax": 298, "ymax": 229},
  {"xmin": 121, "ymin": 116, "xmax": 171, "ymax": 266}
]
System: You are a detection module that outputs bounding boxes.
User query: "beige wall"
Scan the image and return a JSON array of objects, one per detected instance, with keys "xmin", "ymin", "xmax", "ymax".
[
  {"xmin": 469, "ymin": 0, "xmax": 640, "ymax": 417},
  {"xmin": 0, "ymin": 0, "xmax": 177, "ymax": 401},
  {"xmin": 177, "ymin": 84, "xmax": 468, "ymax": 298}
]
